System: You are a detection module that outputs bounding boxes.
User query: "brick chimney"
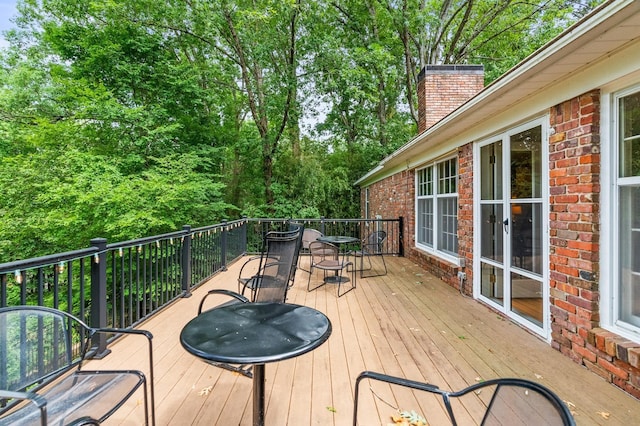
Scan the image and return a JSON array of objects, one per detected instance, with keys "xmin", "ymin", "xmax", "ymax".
[{"xmin": 417, "ymin": 65, "xmax": 484, "ymax": 134}]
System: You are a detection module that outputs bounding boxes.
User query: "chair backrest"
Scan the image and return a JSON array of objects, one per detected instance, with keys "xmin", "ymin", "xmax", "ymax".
[
  {"xmin": 302, "ymin": 228, "xmax": 324, "ymax": 250},
  {"xmin": 366, "ymin": 230, "xmax": 387, "ymax": 254},
  {"xmin": 253, "ymin": 229, "xmax": 301, "ymax": 303},
  {"xmin": 353, "ymin": 371, "xmax": 575, "ymax": 426},
  {"xmin": 449, "ymin": 378, "xmax": 575, "ymax": 425},
  {"xmin": 1, "ymin": 305, "xmax": 155, "ymax": 426},
  {"xmin": 308, "ymin": 240, "xmax": 339, "ymax": 264},
  {"xmin": 0, "ymin": 306, "xmax": 87, "ymax": 399},
  {"xmin": 288, "ymin": 222, "xmax": 305, "ymax": 284}
]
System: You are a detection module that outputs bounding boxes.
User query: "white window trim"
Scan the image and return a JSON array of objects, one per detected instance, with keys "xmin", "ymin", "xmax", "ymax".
[
  {"xmin": 602, "ymin": 83, "xmax": 640, "ymax": 344},
  {"xmin": 414, "ymin": 156, "xmax": 460, "ymax": 266}
]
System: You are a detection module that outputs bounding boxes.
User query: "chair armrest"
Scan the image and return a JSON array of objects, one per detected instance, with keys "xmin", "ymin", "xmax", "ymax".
[
  {"xmin": 0, "ymin": 390, "xmax": 47, "ymax": 425},
  {"xmin": 88, "ymin": 326, "xmax": 155, "ymax": 425},
  {"xmin": 353, "ymin": 371, "xmax": 442, "ymax": 426},
  {"xmin": 67, "ymin": 416, "xmax": 101, "ymax": 425},
  {"xmin": 237, "ymin": 256, "xmax": 263, "ymax": 279},
  {"xmin": 94, "ymin": 327, "xmax": 152, "ymax": 340},
  {"xmin": 89, "ymin": 327, "xmax": 153, "ymax": 366},
  {"xmin": 198, "ymin": 289, "xmax": 249, "ymax": 314},
  {"xmin": 239, "ymin": 256, "xmax": 281, "ymax": 279},
  {"xmin": 356, "ymin": 371, "xmax": 441, "ymax": 393},
  {"xmin": 0, "ymin": 390, "xmax": 46, "ymax": 407},
  {"xmin": 238, "ymin": 257, "xmax": 285, "ymax": 296}
]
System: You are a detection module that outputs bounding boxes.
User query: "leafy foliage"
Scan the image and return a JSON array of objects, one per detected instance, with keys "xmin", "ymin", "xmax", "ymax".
[
  {"xmin": 0, "ymin": 0, "xmax": 603, "ymax": 261},
  {"xmin": 0, "ymin": 145, "xmax": 232, "ymax": 259}
]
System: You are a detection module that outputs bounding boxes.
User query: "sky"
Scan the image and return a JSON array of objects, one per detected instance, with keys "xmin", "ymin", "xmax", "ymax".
[{"xmin": 0, "ymin": 0, "xmax": 17, "ymax": 48}]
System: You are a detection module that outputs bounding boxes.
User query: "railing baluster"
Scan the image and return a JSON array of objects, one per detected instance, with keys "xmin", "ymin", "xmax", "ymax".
[
  {"xmin": 80, "ymin": 259, "xmax": 86, "ymax": 323},
  {"xmin": 182, "ymin": 225, "xmax": 192, "ymax": 297}
]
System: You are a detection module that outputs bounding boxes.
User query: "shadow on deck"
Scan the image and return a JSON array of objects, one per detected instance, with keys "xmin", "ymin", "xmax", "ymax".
[{"xmin": 93, "ymin": 256, "xmax": 639, "ymax": 425}]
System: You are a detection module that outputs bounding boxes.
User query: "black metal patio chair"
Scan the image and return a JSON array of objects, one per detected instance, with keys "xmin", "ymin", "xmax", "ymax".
[
  {"xmin": 235, "ymin": 228, "xmax": 302, "ymax": 301},
  {"xmin": 0, "ymin": 305, "xmax": 155, "ymax": 426},
  {"xmin": 307, "ymin": 240, "xmax": 356, "ymax": 297},
  {"xmin": 350, "ymin": 230, "xmax": 387, "ymax": 278},
  {"xmin": 196, "ymin": 228, "xmax": 301, "ymax": 378},
  {"xmin": 353, "ymin": 371, "xmax": 575, "ymax": 426}
]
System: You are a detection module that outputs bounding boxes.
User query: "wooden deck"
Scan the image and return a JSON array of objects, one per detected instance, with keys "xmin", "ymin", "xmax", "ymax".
[{"xmin": 92, "ymin": 256, "xmax": 640, "ymax": 425}]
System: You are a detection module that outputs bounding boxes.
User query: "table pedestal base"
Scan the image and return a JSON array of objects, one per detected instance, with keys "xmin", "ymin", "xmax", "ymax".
[
  {"xmin": 324, "ymin": 275, "xmax": 350, "ymax": 284},
  {"xmin": 253, "ymin": 364, "xmax": 266, "ymax": 426}
]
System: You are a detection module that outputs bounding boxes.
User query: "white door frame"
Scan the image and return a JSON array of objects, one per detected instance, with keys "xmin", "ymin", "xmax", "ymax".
[{"xmin": 473, "ymin": 117, "xmax": 550, "ymax": 340}]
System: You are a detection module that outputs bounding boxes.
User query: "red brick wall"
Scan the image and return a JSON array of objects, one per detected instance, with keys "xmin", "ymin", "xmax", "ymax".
[
  {"xmin": 457, "ymin": 143, "xmax": 474, "ymax": 294},
  {"xmin": 362, "ymin": 169, "xmax": 414, "ymax": 256},
  {"xmin": 549, "ymin": 90, "xmax": 640, "ymax": 399},
  {"xmin": 362, "ymin": 144, "xmax": 473, "ymax": 292}
]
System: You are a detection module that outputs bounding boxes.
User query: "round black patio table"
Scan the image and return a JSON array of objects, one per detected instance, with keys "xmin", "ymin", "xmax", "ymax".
[
  {"xmin": 317, "ymin": 235, "xmax": 359, "ymax": 246},
  {"xmin": 180, "ymin": 302, "xmax": 332, "ymax": 426}
]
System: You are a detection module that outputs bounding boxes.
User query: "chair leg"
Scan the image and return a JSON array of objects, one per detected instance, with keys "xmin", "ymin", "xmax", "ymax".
[
  {"xmin": 358, "ymin": 253, "xmax": 372, "ymax": 277},
  {"xmin": 307, "ymin": 266, "xmax": 326, "ymax": 292},
  {"xmin": 361, "ymin": 254, "xmax": 387, "ymax": 278},
  {"xmin": 298, "ymin": 253, "xmax": 311, "ymax": 273},
  {"xmin": 338, "ymin": 261, "xmax": 356, "ymax": 297},
  {"xmin": 347, "ymin": 254, "xmax": 367, "ymax": 275}
]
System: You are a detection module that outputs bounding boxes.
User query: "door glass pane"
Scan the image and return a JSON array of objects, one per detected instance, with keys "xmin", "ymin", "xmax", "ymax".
[
  {"xmin": 620, "ymin": 92, "xmax": 640, "ymax": 177},
  {"xmin": 481, "ymin": 262, "xmax": 503, "ymax": 306},
  {"xmin": 481, "ymin": 204, "xmax": 503, "ymax": 263},
  {"xmin": 481, "ymin": 142, "xmax": 502, "ymax": 200},
  {"xmin": 511, "ymin": 126, "xmax": 542, "ymax": 199},
  {"xmin": 619, "ymin": 185, "xmax": 640, "ymax": 327},
  {"xmin": 511, "ymin": 202, "xmax": 542, "ymax": 275},
  {"xmin": 511, "ymin": 270, "xmax": 543, "ymax": 327}
]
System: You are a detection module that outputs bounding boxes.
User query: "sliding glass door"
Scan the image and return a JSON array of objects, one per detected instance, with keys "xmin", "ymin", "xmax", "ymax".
[{"xmin": 477, "ymin": 121, "xmax": 547, "ymax": 334}]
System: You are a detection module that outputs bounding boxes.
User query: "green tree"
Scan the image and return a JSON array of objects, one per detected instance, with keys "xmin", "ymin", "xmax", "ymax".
[
  {"xmin": 0, "ymin": 1, "xmax": 236, "ymax": 259},
  {"xmin": 0, "ymin": 0, "xmax": 605, "ymax": 261},
  {"xmin": 310, "ymin": 0, "xmax": 603, "ymax": 137}
]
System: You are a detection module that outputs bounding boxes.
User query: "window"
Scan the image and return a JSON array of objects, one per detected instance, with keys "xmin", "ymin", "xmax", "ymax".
[
  {"xmin": 617, "ymin": 88, "xmax": 640, "ymax": 331},
  {"xmin": 416, "ymin": 158, "xmax": 458, "ymax": 258}
]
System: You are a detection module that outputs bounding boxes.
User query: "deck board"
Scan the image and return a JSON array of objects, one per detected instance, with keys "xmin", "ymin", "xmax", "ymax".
[{"xmin": 92, "ymin": 255, "xmax": 640, "ymax": 425}]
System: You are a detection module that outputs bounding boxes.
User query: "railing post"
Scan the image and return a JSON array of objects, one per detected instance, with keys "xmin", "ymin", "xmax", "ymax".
[
  {"xmin": 241, "ymin": 216, "xmax": 248, "ymax": 255},
  {"xmin": 181, "ymin": 225, "xmax": 192, "ymax": 297},
  {"xmin": 221, "ymin": 221, "xmax": 228, "ymax": 272},
  {"xmin": 398, "ymin": 216, "xmax": 404, "ymax": 257},
  {"xmin": 90, "ymin": 238, "xmax": 110, "ymax": 358},
  {"xmin": 320, "ymin": 217, "xmax": 326, "ymax": 235}
]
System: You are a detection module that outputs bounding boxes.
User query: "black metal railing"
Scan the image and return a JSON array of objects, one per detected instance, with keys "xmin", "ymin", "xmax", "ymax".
[
  {"xmin": 0, "ymin": 217, "xmax": 402, "ymax": 353},
  {"xmin": 246, "ymin": 217, "xmax": 402, "ymax": 256}
]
